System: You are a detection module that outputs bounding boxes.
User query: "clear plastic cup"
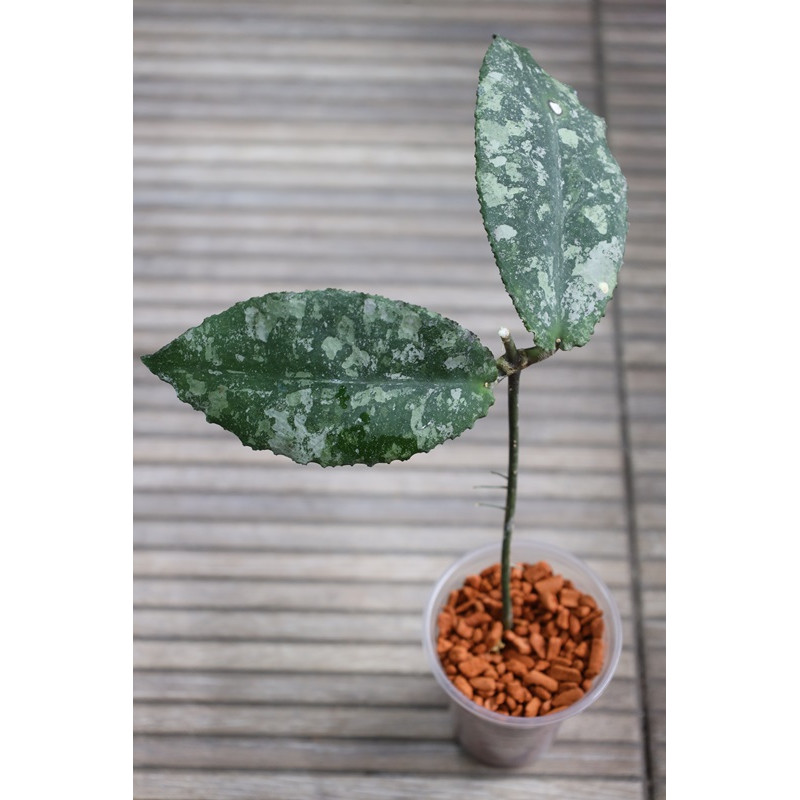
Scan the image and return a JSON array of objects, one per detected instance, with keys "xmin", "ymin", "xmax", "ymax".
[{"xmin": 422, "ymin": 539, "xmax": 622, "ymax": 767}]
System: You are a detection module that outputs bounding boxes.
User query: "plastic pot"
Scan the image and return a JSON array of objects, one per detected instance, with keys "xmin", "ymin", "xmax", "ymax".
[{"xmin": 422, "ymin": 539, "xmax": 622, "ymax": 768}]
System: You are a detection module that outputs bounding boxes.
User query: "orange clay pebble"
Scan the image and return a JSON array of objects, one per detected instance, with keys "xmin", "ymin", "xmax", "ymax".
[
  {"xmin": 530, "ymin": 631, "xmax": 546, "ymax": 659},
  {"xmin": 559, "ymin": 588, "xmax": 581, "ymax": 608},
  {"xmin": 586, "ymin": 639, "xmax": 605, "ymax": 678},
  {"xmin": 458, "ymin": 656, "xmax": 488, "ymax": 679},
  {"xmin": 534, "ymin": 575, "xmax": 564, "ymax": 610},
  {"xmin": 548, "ymin": 664, "xmax": 582, "ymax": 683},
  {"xmin": 448, "ymin": 645, "xmax": 469, "ymax": 663},
  {"xmin": 533, "ymin": 686, "xmax": 552, "ymax": 701},
  {"xmin": 505, "ymin": 631, "xmax": 531, "ymax": 655},
  {"xmin": 524, "ymin": 562, "xmax": 550, "ymax": 584},
  {"xmin": 437, "ymin": 638, "xmax": 453, "ymax": 655},
  {"xmin": 553, "ymin": 687, "xmax": 584, "ymax": 707},
  {"xmin": 453, "ymin": 675, "xmax": 473, "ymax": 700},
  {"xmin": 437, "ymin": 559, "xmax": 605, "ymax": 717},
  {"xmin": 506, "ymin": 659, "xmax": 528, "ymax": 678},
  {"xmin": 546, "ymin": 636, "xmax": 563, "ymax": 661},
  {"xmin": 470, "ymin": 676, "xmax": 496, "ymax": 694},
  {"xmin": 527, "ymin": 670, "xmax": 559, "ymax": 693},
  {"xmin": 485, "ymin": 620, "xmax": 503, "ymax": 650},
  {"xmin": 465, "ymin": 574, "xmax": 482, "ymax": 590},
  {"xmin": 525, "ymin": 696, "xmax": 542, "ymax": 717},
  {"xmin": 455, "ymin": 619, "xmax": 474, "ymax": 639},
  {"xmin": 507, "ymin": 682, "xmax": 529, "ymax": 704}
]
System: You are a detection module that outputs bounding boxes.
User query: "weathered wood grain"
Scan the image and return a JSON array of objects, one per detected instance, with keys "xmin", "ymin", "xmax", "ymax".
[
  {"xmin": 132, "ymin": 670, "xmax": 638, "ymax": 712},
  {"xmin": 133, "ymin": 521, "xmax": 630, "ymax": 557},
  {"xmin": 133, "ymin": 0, "xmax": 664, "ymax": 797},
  {"xmin": 133, "ymin": 703, "xmax": 641, "ymax": 743},
  {"xmin": 134, "ymin": 604, "xmax": 635, "ymax": 655},
  {"xmin": 133, "ymin": 771, "xmax": 645, "ymax": 800},
  {"xmin": 133, "ymin": 578, "xmax": 635, "ymax": 617},
  {"xmin": 133, "ymin": 736, "xmax": 643, "ymax": 777}
]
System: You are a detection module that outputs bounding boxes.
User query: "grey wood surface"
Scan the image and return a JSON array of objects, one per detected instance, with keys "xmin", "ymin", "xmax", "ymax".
[{"xmin": 133, "ymin": 1, "xmax": 665, "ymax": 797}]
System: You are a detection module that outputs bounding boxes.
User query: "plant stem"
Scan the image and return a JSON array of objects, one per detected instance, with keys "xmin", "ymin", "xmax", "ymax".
[
  {"xmin": 501, "ymin": 369, "xmax": 520, "ymax": 631},
  {"xmin": 498, "ymin": 330, "xmax": 522, "ymax": 632}
]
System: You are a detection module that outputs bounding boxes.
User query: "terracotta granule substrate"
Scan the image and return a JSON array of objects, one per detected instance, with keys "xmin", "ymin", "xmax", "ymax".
[{"xmin": 436, "ymin": 560, "xmax": 605, "ymax": 717}]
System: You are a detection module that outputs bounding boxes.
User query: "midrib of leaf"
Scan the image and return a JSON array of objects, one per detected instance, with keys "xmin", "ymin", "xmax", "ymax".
[
  {"xmin": 191, "ymin": 373, "xmax": 493, "ymax": 389},
  {"xmin": 547, "ymin": 113, "xmax": 566, "ymax": 342}
]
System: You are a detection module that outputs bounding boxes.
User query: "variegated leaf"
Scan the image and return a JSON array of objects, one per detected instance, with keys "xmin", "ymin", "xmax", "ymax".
[
  {"xmin": 142, "ymin": 289, "xmax": 498, "ymax": 467},
  {"xmin": 475, "ymin": 36, "xmax": 628, "ymax": 351}
]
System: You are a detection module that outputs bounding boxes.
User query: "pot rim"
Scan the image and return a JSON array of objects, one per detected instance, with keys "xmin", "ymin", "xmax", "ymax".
[{"xmin": 422, "ymin": 539, "xmax": 623, "ymax": 729}]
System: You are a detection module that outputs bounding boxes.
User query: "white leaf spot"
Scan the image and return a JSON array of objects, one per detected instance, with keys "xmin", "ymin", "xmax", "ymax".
[{"xmin": 493, "ymin": 224, "xmax": 517, "ymax": 241}]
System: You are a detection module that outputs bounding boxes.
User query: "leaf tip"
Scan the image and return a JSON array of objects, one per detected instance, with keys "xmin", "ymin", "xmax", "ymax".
[{"xmin": 140, "ymin": 351, "xmax": 157, "ymax": 373}]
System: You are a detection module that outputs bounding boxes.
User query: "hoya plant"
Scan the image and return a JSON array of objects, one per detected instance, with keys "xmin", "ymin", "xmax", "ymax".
[{"xmin": 142, "ymin": 36, "xmax": 627, "ymax": 635}]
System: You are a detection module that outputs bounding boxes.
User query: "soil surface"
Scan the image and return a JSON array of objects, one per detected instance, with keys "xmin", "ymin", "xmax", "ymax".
[{"xmin": 436, "ymin": 560, "xmax": 605, "ymax": 717}]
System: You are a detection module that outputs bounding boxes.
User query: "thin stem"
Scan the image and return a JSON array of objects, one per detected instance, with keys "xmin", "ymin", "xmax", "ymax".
[
  {"xmin": 496, "ymin": 327, "xmax": 551, "ymax": 633},
  {"xmin": 501, "ymin": 367, "xmax": 520, "ymax": 632}
]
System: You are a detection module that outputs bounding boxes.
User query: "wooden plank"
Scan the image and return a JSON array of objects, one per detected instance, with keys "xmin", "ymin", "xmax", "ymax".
[
  {"xmin": 132, "ymin": 670, "xmax": 638, "ymax": 711},
  {"xmin": 133, "ymin": 771, "xmax": 645, "ymax": 800},
  {"xmin": 131, "ymin": 15, "xmax": 595, "ymax": 44},
  {"xmin": 134, "ymin": 609, "xmax": 426, "ymax": 642},
  {"xmin": 131, "ymin": 39, "xmax": 592, "ymax": 68},
  {"xmin": 133, "ymin": 521, "xmax": 630, "ymax": 557},
  {"xmin": 132, "ymin": 466, "xmax": 625, "ymax": 503},
  {"xmin": 133, "ymin": 119, "xmax": 469, "ymax": 143},
  {"xmin": 133, "ymin": 702, "xmax": 641, "ymax": 743},
  {"xmin": 134, "ymin": 436, "xmax": 624, "ymax": 472},
  {"xmin": 641, "ymin": 590, "xmax": 665, "ymax": 620},
  {"xmin": 133, "ymin": 58, "xmax": 593, "ymax": 88},
  {"xmin": 134, "ymin": 0, "xmax": 591, "ymax": 23},
  {"xmin": 133, "ymin": 494, "xmax": 629, "ymax": 530},
  {"xmin": 133, "ymin": 579, "xmax": 635, "ymax": 617},
  {"xmin": 133, "ymin": 187, "xmax": 480, "ymax": 213},
  {"xmin": 631, "ymin": 447, "xmax": 665, "ymax": 474},
  {"xmin": 134, "ymin": 161, "xmax": 479, "ymax": 189},
  {"xmin": 132, "ymin": 550, "xmax": 631, "ymax": 583},
  {"xmin": 134, "ymin": 141, "xmax": 475, "ymax": 167},
  {"xmin": 132, "ymin": 278, "xmax": 531, "ymax": 306},
  {"xmin": 632, "ymin": 530, "xmax": 665, "ymax": 560},
  {"xmin": 133, "ymin": 736, "xmax": 643, "ymax": 777},
  {"xmin": 132, "ymin": 641, "xmax": 637, "ymax": 680},
  {"xmin": 134, "ymin": 671, "xmax": 443, "ymax": 705},
  {"xmin": 133, "ymin": 609, "xmax": 636, "ymax": 651}
]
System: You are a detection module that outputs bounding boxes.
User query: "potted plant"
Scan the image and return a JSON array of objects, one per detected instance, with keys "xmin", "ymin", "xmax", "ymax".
[{"xmin": 141, "ymin": 35, "xmax": 628, "ymax": 767}]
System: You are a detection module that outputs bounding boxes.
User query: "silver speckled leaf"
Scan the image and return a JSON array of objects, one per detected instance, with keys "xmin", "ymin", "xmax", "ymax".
[
  {"xmin": 141, "ymin": 289, "xmax": 498, "ymax": 467},
  {"xmin": 476, "ymin": 36, "xmax": 628, "ymax": 351}
]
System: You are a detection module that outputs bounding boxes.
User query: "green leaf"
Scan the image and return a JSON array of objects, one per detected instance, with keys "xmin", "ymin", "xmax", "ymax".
[
  {"xmin": 142, "ymin": 289, "xmax": 498, "ymax": 467},
  {"xmin": 475, "ymin": 36, "xmax": 628, "ymax": 351}
]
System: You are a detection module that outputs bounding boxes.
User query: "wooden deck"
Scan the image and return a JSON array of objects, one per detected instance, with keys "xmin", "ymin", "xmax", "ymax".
[{"xmin": 133, "ymin": 1, "xmax": 665, "ymax": 798}]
